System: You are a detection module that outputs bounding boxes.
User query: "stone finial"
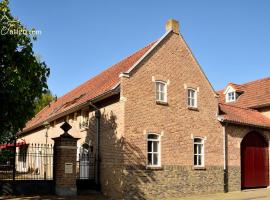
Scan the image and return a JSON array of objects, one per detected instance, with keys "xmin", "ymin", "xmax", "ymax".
[
  {"xmin": 60, "ymin": 121, "xmax": 72, "ymax": 133},
  {"xmin": 166, "ymin": 19, "xmax": 180, "ymax": 34}
]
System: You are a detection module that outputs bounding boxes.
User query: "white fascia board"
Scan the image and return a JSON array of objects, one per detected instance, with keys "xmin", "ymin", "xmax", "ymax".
[
  {"xmin": 223, "ymin": 85, "xmax": 235, "ymax": 95},
  {"xmin": 126, "ymin": 30, "xmax": 173, "ymax": 74},
  {"xmin": 112, "ymin": 30, "xmax": 173, "ymax": 90}
]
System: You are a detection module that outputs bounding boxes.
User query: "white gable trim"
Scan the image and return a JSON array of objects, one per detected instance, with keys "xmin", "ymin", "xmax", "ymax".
[
  {"xmin": 179, "ymin": 34, "xmax": 217, "ymax": 96},
  {"xmin": 223, "ymin": 86, "xmax": 235, "ymax": 95},
  {"xmin": 126, "ymin": 30, "xmax": 172, "ymax": 74},
  {"xmin": 112, "ymin": 30, "xmax": 173, "ymax": 90}
]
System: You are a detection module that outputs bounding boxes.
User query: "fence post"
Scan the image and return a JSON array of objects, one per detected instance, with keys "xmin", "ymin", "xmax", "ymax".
[{"xmin": 52, "ymin": 122, "xmax": 79, "ymax": 196}]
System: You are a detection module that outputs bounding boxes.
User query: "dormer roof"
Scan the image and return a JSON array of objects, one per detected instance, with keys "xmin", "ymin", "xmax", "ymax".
[{"xmin": 217, "ymin": 77, "xmax": 270, "ymax": 108}]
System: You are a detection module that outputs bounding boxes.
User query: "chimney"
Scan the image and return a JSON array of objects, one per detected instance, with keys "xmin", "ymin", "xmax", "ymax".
[{"xmin": 166, "ymin": 19, "xmax": 179, "ymax": 34}]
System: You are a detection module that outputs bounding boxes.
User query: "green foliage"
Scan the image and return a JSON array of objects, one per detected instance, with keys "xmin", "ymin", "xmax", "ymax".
[
  {"xmin": 0, "ymin": 148, "xmax": 13, "ymax": 165},
  {"xmin": 34, "ymin": 90, "xmax": 54, "ymax": 114},
  {"xmin": 0, "ymin": 0, "xmax": 50, "ymax": 143}
]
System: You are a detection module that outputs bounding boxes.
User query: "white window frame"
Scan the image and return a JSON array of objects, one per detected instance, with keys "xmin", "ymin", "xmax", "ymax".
[
  {"xmin": 80, "ymin": 110, "xmax": 89, "ymax": 129},
  {"xmin": 187, "ymin": 88, "xmax": 197, "ymax": 108},
  {"xmin": 226, "ymin": 91, "xmax": 236, "ymax": 102},
  {"xmin": 147, "ymin": 133, "xmax": 161, "ymax": 167},
  {"xmin": 224, "ymin": 86, "xmax": 237, "ymax": 103},
  {"xmin": 155, "ymin": 81, "xmax": 167, "ymax": 103},
  {"xmin": 193, "ymin": 137, "xmax": 204, "ymax": 167}
]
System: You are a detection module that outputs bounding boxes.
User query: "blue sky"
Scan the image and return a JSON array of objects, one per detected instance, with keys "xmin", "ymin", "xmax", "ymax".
[{"xmin": 9, "ymin": 0, "xmax": 270, "ymax": 96}]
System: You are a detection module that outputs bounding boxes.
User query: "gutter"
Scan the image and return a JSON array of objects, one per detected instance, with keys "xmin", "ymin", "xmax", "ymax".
[
  {"xmin": 249, "ymin": 103, "xmax": 270, "ymax": 109},
  {"xmin": 222, "ymin": 119, "xmax": 270, "ymax": 130},
  {"xmin": 20, "ymin": 88, "xmax": 119, "ymax": 135}
]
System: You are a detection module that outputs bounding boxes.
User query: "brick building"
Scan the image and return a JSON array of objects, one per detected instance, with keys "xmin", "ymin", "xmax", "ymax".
[{"xmin": 19, "ymin": 19, "xmax": 270, "ymax": 199}]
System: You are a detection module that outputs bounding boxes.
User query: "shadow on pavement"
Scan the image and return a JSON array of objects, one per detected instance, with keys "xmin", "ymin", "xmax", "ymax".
[{"xmin": 0, "ymin": 193, "xmax": 107, "ymax": 200}]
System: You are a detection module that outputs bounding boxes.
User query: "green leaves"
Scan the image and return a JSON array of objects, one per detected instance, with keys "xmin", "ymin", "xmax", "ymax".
[
  {"xmin": 34, "ymin": 90, "xmax": 55, "ymax": 115},
  {"xmin": 0, "ymin": 0, "xmax": 50, "ymax": 142}
]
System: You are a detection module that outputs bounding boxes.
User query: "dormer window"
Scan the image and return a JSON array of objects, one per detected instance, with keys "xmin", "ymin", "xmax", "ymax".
[
  {"xmin": 224, "ymin": 85, "xmax": 242, "ymax": 103},
  {"xmin": 226, "ymin": 91, "xmax": 236, "ymax": 102}
]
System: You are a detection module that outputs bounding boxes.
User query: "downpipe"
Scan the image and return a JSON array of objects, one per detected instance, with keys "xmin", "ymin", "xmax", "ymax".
[{"xmin": 95, "ymin": 110, "xmax": 101, "ymax": 188}]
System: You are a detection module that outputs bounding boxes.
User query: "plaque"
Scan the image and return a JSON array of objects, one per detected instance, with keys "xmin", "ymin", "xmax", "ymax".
[{"xmin": 65, "ymin": 163, "xmax": 73, "ymax": 174}]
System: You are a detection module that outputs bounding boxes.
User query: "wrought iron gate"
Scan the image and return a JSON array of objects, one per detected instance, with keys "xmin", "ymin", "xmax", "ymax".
[{"xmin": 76, "ymin": 150, "xmax": 96, "ymax": 191}]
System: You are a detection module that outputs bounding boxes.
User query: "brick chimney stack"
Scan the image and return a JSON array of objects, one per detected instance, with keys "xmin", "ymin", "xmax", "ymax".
[{"xmin": 166, "ymin": 19, "xmax": 179, "ymax": 34}]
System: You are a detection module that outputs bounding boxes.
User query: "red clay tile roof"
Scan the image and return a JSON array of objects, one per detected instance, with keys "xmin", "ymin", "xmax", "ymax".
[
  {"xmin": 219, "ymin": 103, "xmax": 270, "ymax": 129},
  {"xmin": 23, "ymin": 41, "xmax": 156, "ymax": 133},
  {"xmin": 227, "ymin": 83, "xmax": 245, "ymax": 92},
  {"xmin": 217, "ymin": 77, "xmax": 270, "ymax": 108}
]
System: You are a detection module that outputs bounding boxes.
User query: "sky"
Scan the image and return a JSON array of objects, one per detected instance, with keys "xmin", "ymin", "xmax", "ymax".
[{"xmin": 9, "ymin": 0, "xmax": 270, "ymax": 96}]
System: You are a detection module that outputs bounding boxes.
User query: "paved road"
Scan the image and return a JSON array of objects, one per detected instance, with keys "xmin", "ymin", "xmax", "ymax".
[
  {"xmin": 170, "ymin": 188, "xmax": 270, "ymax": 200},
  {"xmin": 1, "ymin": 188, "xmax": 270, "ymax": 200}
]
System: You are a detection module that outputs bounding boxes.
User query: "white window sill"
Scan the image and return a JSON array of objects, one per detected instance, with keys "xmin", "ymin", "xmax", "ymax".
[
  {"xmin": 188, "ymin": 106, "xmax": 199, "ymax": 111},
  {"xmin": 156, "ymin": 101, "xmax": 168, "ymax": 106},
  {"xmin": 146, "ymin": 165, "xmax": 163, "ymax": 170},
  {"xmin": 193, "ymin": 166, "xmax": 206, "ymax": 170},
  {"xmin": 225, "ymin": 100, "xmax": 236, "ymax": 103}
]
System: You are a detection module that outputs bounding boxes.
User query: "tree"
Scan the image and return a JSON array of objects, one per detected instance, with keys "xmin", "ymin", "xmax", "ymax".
[
  {"xmin": 0, "ymin": 0, "xmax": 50, "ymax": 143},
  {"xmin": 34, "ymin": 90, "xmax": 55, "ymax": 114}
]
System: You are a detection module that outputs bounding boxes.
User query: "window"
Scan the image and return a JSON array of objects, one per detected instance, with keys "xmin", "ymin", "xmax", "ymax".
[
  {"xmin": 226, "ymin": 91, "xmax": 236, "ymax": 102},
  {"xmin": 187, "ymin": 89, "xmax": 197, "ymax": 108},
  {"xmin": 18, "ymin": 145, "xmax": 28, "ymax": 169},
  {"xmin": 147, "ymin": 134, "xmax": 160, "ymax": 167},
  {"xmin": 194, "ymin": 138, "xmax": 204, "ymax": 167},
  {"xmin": 155, "ymin": 81, "xmax": 167, "ymax": 102},
  {"xmin": 79, "ymin": 110, "xmax": 89, "ymax": 129}
]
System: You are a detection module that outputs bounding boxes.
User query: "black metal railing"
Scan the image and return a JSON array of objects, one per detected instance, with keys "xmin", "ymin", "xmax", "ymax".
[
  {"xmin": 0, "ymin": 143, "xmax": 53, "ymax": 180},
  {"xmin": 76, "ymin": 151, "xmax": 95, "ymax": 180}
]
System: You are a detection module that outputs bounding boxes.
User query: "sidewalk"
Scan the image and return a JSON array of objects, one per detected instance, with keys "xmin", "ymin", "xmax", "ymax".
[
  {"xmin": 0, "ymin": 193, "xmax": 107, "ymax": 200},
  {"xmin": 0, "ymin": 188, "xmax": 270, "ymax": 200},
  {"xmin": 168, "ymin": 188, "xmax": 270, "ymax": 200}
]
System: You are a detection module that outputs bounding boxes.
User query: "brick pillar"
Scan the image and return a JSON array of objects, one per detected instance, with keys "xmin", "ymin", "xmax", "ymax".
[{"xmin": 53, "ymin": 122, "xmax": 79, "ymax": 196}]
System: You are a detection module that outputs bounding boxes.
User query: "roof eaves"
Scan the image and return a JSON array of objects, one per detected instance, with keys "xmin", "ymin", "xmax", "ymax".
[
  {"xmin": 218, "ymin": 118, "xmax": 270, "ymax": 130},
  {"xmin": 20, "ymin": 88, "xmax": 119, "ymax": 135},
  {"xmin": 248, "ymin": 103, "xmax": 270, "ymax": 109}
]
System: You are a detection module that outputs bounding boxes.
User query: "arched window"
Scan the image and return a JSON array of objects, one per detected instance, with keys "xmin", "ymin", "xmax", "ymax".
[
  {"xmin": 194, "ymin": 137, "xmax": 204, "ymax": 167},
  {"xmin": 147, "ymin": 134, "xmax": 161, "ymax": 166},
  {"xmin": 155, "ymin": 81, "xmax": 167, "ymax": 102}
]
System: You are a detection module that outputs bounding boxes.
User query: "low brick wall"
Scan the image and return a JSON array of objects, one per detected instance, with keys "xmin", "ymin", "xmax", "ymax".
[{"xmin": 123, "ymin": 165, "xmax": 224, "ymax": 200}]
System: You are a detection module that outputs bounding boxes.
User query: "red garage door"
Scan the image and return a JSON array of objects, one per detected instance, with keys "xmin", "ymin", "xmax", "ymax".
[{"xmin": 241, "ymin": 132, "xmax": 269, "ymax": 188}]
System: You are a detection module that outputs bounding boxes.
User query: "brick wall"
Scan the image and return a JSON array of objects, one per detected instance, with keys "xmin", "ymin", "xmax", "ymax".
[
  {"xmin": 120, "ymin": 32, "xmax": 225, "ymax": 198},
  {"xmin": 18, "ymin": 30, "xmax": 270, "ymax": 199},
  {"xmin": 19, "ymin": 95, "xmax": 125, "ymax": 199}
]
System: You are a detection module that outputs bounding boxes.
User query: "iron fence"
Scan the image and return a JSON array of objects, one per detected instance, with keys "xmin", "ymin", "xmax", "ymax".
[{"xmin": 0, "ymin": 143, "xmax": 53, "ymax": 180}]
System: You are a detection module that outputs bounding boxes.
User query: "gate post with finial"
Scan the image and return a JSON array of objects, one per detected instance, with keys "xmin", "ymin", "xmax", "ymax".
[{"xmin": 52, "ymin": 121, "xmax": 79, "ymax": 196}]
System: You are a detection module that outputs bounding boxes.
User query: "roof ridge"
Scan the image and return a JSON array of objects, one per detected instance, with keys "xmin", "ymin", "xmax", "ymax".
[
  {"xmin": 237, "ymin": 76, "xmax": 270, "ymax": 86},
  {"xmin": 216, "ymin": 76, "xmax": 270, "ymax": 92},
  {"xmin": 22, "ymin": 39, "xmax": 158, "ymax": 133},
  {"xmin": 43, "ymin": 41, "xmax": 157, "ymax": 109}
]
